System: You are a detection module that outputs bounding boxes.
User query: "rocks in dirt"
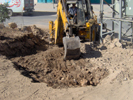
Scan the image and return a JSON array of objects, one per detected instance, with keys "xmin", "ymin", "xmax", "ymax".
[
  {"xmin": 109, "ymin": 39, "xmax": 122, "ymax": 49},
  {"xmin": 113, "ymin": 39, "xmax": 122, "ymax": 47},
  {"xmin": 15, "ymin": 28, "xmax": 21, "ymax": 31},
  {"xmin": 0, "ymin": 28, "xmax": 48, "ymax": 57},
  {"xmin": 31, "ymin": 25, "xmax": 41, "ymax": 36},
  {"xmin": 103, "ymin": 35, "xmax": 112, "ymax": 44},
  {"xmin": 92, "ymin": 78, "xmax": 100, "ymax": 85},
  {"xmin": 9, "ymin": 37, "xmax": 46, "ymax": 56},
  {"xmin": 80, "ymin": 79, "xmax": 88, "ymax": 86},
  {"xmin": 103, "ymin": 35, "xmax": 122, "ymax": 49},
  {"xmin": 20, "ymin": 25, "xmax": 49, "ymax": 43},
  {"xmin": 21, "ymin": 26, "xmax": 32, "ymax": 32},
  {"xmin": 11, "ymin": 47, "xmax": 109, "ymax": 88},
  {"xmin": 8, "ymin": 22, "xmax": 17, "ymax": 29},
  {"xmin": 21, "ymin": 25, "xmax": 43, "ymax": 38},
  {"xmin": 109, "ymin": 43, "xmax": 116, "ymax": 49}
]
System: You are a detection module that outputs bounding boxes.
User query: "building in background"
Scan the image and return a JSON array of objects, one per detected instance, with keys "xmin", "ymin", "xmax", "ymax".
[
  {"xmin": 35, "ymin": 0, "xmax": 54, "ymax": 3},
  {"xmin": 91, "ymin": 0, "xmax": 111, "ymax": 4},
  {"xmin": 34, "ymin": 0, "xmax": 111, "ymax": 4}
]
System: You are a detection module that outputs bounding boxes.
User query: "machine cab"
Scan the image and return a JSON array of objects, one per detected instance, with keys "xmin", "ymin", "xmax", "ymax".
[{"xmin": 66, "ymin": 0, "xmax": 93, "ymax": 26}]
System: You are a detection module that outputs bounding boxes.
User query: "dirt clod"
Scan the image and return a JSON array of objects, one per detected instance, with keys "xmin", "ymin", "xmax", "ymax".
[{"xmin": 8, "ymin": 22, "xmax": 17, "ymax": 29}]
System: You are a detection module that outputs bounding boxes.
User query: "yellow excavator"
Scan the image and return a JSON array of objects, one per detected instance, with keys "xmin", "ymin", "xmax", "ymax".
[{"xmin": 49, "ymin": 0, "xmax": 100, "ymax": 60}]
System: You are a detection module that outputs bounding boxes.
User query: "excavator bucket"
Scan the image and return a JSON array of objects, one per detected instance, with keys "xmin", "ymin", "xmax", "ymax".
[{"xmin": 63, "ymin": 36, "xmax": 81, "ymax": 60}]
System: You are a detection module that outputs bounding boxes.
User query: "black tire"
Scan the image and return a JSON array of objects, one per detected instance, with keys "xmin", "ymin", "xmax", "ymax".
[
  {"xmin": 8, "ymin": 9, "xmax": 13, "ymax": 16},
  {"xmin": 23, "ymin": 12, "xmax": 33, "ymax": 16},
  {"xmin": 28, "ymin": 12, "xmax": 33, "ymax": 16}
]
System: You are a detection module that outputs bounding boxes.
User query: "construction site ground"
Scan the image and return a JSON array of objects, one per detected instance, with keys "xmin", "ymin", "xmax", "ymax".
[{"xmin": 0, "ymin": 24, "xmax": 133, "ymax": 100}]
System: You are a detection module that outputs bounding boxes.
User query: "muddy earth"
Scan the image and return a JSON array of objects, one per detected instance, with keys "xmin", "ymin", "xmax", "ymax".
[{"xmin": 0, "ymin": 25, "xmax": 108, "ymax": 88}]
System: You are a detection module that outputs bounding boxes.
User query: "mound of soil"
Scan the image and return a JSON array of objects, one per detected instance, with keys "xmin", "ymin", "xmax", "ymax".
[{"xmin": 0, "ymin": 27, "xmax": 48, "ymax": 58}]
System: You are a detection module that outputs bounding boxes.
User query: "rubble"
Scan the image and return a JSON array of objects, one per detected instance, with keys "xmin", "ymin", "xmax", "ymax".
[
  {"xmin": 8, "ymin": 22, "xmax": 17, "ymax": 29},
  {"xmin": 103, "ymin": 35, "xmax": 122, "ymax": 49}
]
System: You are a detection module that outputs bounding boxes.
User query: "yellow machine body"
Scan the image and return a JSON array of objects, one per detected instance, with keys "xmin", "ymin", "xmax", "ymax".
[
  {"xmin": 49, "ymin": 0, "xmax": 69, "ymax": 45},
  {"xmin": 49, "ymin": 0, "xmax": 100, "ymax": 60}
]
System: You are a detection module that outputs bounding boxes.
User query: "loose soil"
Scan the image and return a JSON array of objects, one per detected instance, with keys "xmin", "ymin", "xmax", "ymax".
[
  {"xmin": 1, "ymin": 25, "xmax": 133, "ymax": 100},
  {"xmin": 0, "ymin": 27, "xmax": 48, "ymax": 57},
  {"xmin": 11, "ymin": 47, "xmax": 108, "ymax": 88},
  {"xmin": 0, "ymin": 26, "xmax": 108, "ymax": 89}
]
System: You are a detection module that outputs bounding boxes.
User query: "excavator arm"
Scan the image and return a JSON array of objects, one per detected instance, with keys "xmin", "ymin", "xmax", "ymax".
[{"xmin": 54, "ymin": 0, "xmax": 69, "ymax": 45}]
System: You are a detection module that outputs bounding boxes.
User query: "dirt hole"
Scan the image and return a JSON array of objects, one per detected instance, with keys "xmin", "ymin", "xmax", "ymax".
[{"xmin": 11, "ymin": 47, "xmax": 108, "ymax": 89}]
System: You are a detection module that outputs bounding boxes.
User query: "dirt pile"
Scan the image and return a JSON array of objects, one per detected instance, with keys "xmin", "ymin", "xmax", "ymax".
[
  {"xmin": 11, "ymin": 47, "xmax": 108, "ymax": 88},
  {"xmin": 21, "ymin": 25, "xmax": 49, "ymax": 37},
  {"xmin": 0, "ymin": 26, "xmax": 48, "ymax": 58},
  {"xmin": 8, "ymin": 22, "xmax": 17, "ymax": 29},
  {"xmin": 83, "ymin": 36, "xmax": 133, "ymax": 84},
  {"xmin": 103, "ymin": 35, "xmax": 122, "ymax": 49}
]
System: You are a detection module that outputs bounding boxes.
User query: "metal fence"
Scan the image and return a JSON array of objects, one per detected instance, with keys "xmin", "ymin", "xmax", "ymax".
[{"xmin": 100, "ymin": 0, "xmax": 133, "ymax": 43}]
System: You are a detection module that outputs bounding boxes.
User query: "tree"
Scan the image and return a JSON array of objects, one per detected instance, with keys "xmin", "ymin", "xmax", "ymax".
[{"xmin": 0, "ymin": 3, "xmax": 10, "ymax": 23}]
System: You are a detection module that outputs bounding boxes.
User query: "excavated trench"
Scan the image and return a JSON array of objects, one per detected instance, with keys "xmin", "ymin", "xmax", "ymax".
[{"xmin": 0, "ymin": 26, "xmax": 109, "ymax": 88}]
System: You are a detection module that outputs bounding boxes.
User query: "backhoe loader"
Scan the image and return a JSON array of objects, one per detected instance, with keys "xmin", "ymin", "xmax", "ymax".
[{"xmin": 49, "ymin": 0, "xmax": 100, "ymax": 60}]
